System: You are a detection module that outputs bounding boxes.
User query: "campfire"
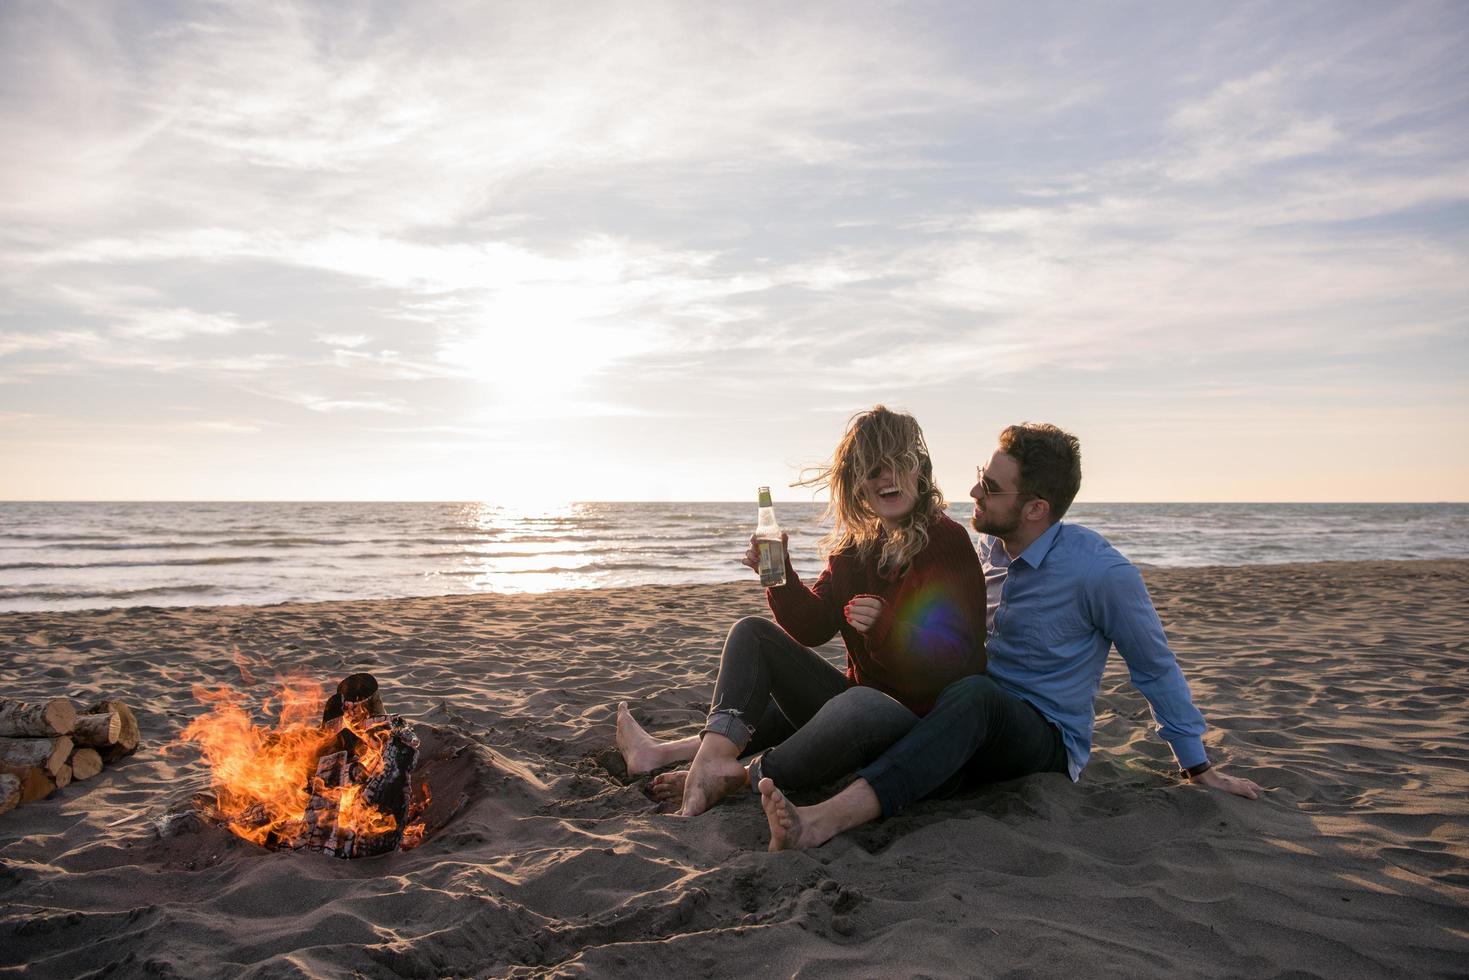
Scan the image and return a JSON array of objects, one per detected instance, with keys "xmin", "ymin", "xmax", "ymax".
[{"xmin": 180, "ymin": 672, "xmax": 450, "ymax": 859}]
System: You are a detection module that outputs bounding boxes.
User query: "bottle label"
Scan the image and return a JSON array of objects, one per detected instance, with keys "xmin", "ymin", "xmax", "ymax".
[{"xmin": 758, "ymin": 538, "xmax": 786, "ymax": 587}]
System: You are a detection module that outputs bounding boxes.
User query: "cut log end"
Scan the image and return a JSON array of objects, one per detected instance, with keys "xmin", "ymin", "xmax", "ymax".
[
  {"xmin": 83, "ymin": 701, "xmax": 140, "ymax": 762},
  {"xmin": 13, "ymin": 767, "xmax": 59, "ymax": 803},
  {"xmin": 69, "ymin": 747, "xmax": 103, "ymax": 781}
]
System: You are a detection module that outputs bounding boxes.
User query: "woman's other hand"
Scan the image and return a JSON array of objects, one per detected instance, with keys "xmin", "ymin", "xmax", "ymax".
[
  {"xmin": 844, "ymin": 594, "xmax": 885, "ymax": 634},
  {"xmin": 741, "ymin": 532, "xmax": 789, "ymax": 573}
]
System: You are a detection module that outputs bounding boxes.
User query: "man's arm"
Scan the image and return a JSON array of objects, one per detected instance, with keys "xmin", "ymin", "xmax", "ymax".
[{"xmin": 1088, "ymin": 560, "xmax": 1262, "ymax": 800}]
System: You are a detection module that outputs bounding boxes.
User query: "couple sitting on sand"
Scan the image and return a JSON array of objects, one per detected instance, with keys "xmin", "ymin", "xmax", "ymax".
[{"xmin": 616, "ymin": 406, "xmax": 1262, "ymax": 850}]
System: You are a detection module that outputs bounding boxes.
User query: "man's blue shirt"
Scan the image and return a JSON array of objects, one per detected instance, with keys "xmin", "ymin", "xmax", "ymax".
[{"xmin": 978, "ymin": 522, "xmax": 1208, "ymax": 780}]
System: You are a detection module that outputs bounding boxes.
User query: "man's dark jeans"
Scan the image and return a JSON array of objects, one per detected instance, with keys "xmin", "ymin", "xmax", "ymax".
[
  {"xmin": 857, "ymin": 674, "xmax": 1069, "ymax": 817},
  {"xmin": 702, "ymin": 616, "xmax": 919, "ymax": 791}
]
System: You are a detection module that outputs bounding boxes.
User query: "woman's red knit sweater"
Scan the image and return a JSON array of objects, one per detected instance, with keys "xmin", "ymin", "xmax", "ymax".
[{"xmin": 766, "ymin": 514, "xmax": 987, "ymax": 715}]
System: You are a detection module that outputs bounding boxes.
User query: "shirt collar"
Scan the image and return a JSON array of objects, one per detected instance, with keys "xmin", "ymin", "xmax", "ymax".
[{"xmin": 1014, "ymin": 521, "xmax": 1063, "ymax": 569}]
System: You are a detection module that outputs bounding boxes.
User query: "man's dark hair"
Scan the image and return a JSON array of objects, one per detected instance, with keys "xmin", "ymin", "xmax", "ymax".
[{"xmin": 997, "ymin": 423, "xmax": 1082, "ymax": 522}]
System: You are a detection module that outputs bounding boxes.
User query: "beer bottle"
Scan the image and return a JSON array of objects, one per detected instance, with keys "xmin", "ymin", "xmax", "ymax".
[{"xmin": 755, "ymin": 486, "xmax": 786, "ymax": 587}]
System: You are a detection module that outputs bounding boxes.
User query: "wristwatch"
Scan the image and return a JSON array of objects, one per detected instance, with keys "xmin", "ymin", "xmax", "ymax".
[{"xmin": 1181, "ymin": 760, "xmax": 1213, "ymax": 779}]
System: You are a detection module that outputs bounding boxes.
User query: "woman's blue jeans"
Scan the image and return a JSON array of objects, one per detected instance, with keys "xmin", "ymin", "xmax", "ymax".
[{"xmin": 701, "ymin": 616, "xmax": 919, "ymax": 792}]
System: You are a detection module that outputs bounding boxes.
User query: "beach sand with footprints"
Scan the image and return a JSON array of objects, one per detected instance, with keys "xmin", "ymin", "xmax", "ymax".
[{"xmin": 2, "ymin": 560, "xmax": 1467, "ymax": 977}]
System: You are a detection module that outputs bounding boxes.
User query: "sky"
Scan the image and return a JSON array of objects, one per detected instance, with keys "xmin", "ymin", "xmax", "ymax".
[{"xmin": 1, "ymin": 1, "xmax": 1466, "ymax": 504}]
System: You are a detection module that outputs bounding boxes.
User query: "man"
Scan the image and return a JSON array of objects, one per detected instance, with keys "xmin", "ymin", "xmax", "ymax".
[{"xmin": 761, "ymin": 422, "xmax": 1262, "ymax": 850}]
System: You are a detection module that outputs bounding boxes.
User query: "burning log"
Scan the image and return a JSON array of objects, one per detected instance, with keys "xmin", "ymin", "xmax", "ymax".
[
  {"xmin": 0, "ymin": 773, "xmax": 19, "ymax": 815},
  {"xmin": 68, "ymin": 747, "xmax": 104, "ymax": 781},
  {"xmin": 81, "ymin": 700, "xmax": 140, "ymax": 762},
  {"xmin": 182, "ymin": 672, "xmax": 437, "ymax": 858},
  {"xmin": 0, "ymin": 698, "xmax": 77, "ymax": 738},
  {"xmin": 326, "ymin": 673, "xmax": 386, "ymax": 722},
  {"xmin": 297, "ymin": 712, "xmax": 420, "ymax": 858}
]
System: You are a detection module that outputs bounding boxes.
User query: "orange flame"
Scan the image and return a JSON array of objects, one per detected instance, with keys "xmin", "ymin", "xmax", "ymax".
[{"xmin": 179, "ymin": 677, "xmax": 409, "ymax": 850}]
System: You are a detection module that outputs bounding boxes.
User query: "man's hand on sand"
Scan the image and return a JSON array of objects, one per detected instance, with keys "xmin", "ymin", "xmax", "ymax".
[{"xmin": 1193, "ymin": 766, "xmax": 1263, "ymax": 800}]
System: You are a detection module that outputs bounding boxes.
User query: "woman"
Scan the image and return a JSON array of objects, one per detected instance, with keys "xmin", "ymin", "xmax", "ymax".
[{"xmin": 616, "ymin": 405, "xmax": 987, "ymax": 816}]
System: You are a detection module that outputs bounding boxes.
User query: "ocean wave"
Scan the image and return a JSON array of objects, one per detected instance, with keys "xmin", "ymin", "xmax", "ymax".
[
  {"xmin": 388, "ymin": 536, "xmax": 502, "ymax": 546},
  {"xmin": 214, "ymin": 537, "xmax": 355, "ymax": 547},
  {"xmin": 439, "ymin": 560, "xmax": 698, "ymax": 575},
  {"xmin": 414, "ymin": 547, "xmax": 631, "ymax": 560},
  {"xmin": 38, "ymin": 536, "xmax": 361, "ymax": 550},
  {"xmin": 0, "ymin": 532, "xmax": 122, "ymax": 542},
  {"xmin": 0, "ymin": 584, "xmax": 228, "ymax": 602},
  {"xmin": 0, "ymin": 556, "xmax": 278, "ymax": 571}
]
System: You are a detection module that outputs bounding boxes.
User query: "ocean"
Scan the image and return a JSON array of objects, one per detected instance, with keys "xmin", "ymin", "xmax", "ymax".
[{"xmin": 1, "ymin": 501, "xmax": 1466, "ymax": 612}]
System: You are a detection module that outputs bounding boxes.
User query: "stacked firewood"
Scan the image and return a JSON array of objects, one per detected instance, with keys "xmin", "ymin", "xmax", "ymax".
[{"xmin": 0, "ymin": 697, "xmax": 140, "ymax": 814}]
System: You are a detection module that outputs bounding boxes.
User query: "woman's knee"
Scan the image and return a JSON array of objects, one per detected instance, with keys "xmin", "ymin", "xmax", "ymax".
[
  {"xmin": 828, "ymin": 685, "xmax": 901, "ymax": 714},
  {"xmin": 819, "ymin": 685, "xmax": 916, "ymax": 731},
  {"xmin": 725, "ymin": 615, "xmax": 780, "ymax": 648}
]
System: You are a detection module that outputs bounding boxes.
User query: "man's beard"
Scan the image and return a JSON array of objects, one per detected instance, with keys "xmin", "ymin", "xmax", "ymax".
[{"xmin": 972, "ymin": 505, "xmax": 1020, "ymax": 538}]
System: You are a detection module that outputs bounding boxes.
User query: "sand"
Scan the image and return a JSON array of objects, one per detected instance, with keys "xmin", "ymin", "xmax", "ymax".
[{"xmin": 2, "ymin": 559, "xmax": 1467, "ymax": 978}]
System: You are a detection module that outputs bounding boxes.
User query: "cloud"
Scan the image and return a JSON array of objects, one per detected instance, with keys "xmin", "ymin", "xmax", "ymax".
[
  {"xmin": 1164, "ymin": 69, "xmax": 1343, "ymax": 182},
  {"xmin": 318, "ymin": 333, "xmax": 368, "ymax": 348},
  {"xmin": 288, "ymin": 394, "xmax": 408, "ymax": 414},
  {"xmin": 0, "ymin": 330, "xmax": 105, "ymax": 359},
  {"xmin": 113, "ymin": 307, "xmax": 264, "ymax": 341}
]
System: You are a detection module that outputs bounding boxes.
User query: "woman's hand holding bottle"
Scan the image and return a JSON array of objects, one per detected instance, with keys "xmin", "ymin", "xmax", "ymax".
[{"xmin": 742, "ymin": 532, "xmax": 788, "ymax": 574}]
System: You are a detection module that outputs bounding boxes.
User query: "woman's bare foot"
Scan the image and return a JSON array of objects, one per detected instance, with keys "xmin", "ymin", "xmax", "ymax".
[
  {"xmin": 615, "ymin": 702, "xmax": 698, "ymax": 775},
  {"xmin": 615, "ymin": 702, "xmax": 661, "ymax": 775},
  {"xmin": 679, "ymin": 733, "xmax": 749, "ymax": 816},
  {"xmin": 649, "ymin": 769, "xmax": 687, "ymax": 805}
]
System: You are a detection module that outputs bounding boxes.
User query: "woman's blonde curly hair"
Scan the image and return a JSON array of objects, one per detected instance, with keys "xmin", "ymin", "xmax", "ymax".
[{"xmin": 795, "ymin": 405, "xmax": 946, "ymax": 575}]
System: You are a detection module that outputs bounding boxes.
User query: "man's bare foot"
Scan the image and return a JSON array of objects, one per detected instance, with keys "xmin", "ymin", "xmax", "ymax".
[
  {"xmin": 679, "ymin": 750, "xmax": 749, "ymax": 816},
  {"xmin": 616, "ymin": 702, "xmax": 683, "ymax": 776},
  {"xmin": 649, "ymin": 769, "xmax": 687, "ymax": 805},
  {"xmin": 760, "ymin": 777, "xmax": 819, "ymax": 851},
  {"xmin": 760, "ymin": 776, "xmax": 880, "ymax": 851}
]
